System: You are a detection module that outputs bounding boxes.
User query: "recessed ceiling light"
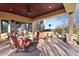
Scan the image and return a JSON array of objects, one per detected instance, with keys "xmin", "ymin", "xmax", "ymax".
[
  {"xmin": 49, "ymin": 6, "xmax": 51, "ymax": 8},
  {"xmin": 9, "ymin": 8, "xmax": 13, "ymax": 11}
]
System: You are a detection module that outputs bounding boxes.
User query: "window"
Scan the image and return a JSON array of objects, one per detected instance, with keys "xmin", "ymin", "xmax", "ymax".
[
  {"xmin": 1, "ymin": 20, "xmax": 9, "ymax": 33},
  {"xmin": 16, "ymin": 22, "xmax": 22, "ymax": 28}
]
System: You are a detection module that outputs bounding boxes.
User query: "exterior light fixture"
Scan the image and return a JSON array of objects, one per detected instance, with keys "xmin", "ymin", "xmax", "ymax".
[
  {"xmin": 9, "ymin": 8, "xmax": 13, "ymax": 11},
  {"xmin": 27, "ymin": 4, "xmax": 32, "ymax": 16},
  {"xmin": 49, "ymin": 6, "xmax": 51, "ymax": 8}
]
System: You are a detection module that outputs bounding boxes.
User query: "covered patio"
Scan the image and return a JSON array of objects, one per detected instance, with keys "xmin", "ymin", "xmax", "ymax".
[{"xmin": 0, "ymin": 3, "xmax": 77, "ymax": 56}]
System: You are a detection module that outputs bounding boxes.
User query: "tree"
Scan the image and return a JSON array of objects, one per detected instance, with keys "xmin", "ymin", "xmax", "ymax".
[
  {"xmin": 64, "ymin": 24, "xmax": 69, "ymax": 33},
  {"xmin": 54, "ymin": 26, "xmax": 64, "ymax": 34}
]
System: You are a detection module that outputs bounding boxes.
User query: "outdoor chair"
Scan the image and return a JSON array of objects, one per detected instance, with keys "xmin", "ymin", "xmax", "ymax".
[
  {"xmin": 17, "ymin": 36, "xmax": 32, "ymax": 52},
  {"xmin": 7, "ymin": 32, "xmax": 19, "ymax": 49}
]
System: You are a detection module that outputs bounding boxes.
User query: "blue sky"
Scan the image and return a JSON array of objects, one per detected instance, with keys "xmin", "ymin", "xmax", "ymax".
[{"xmin": 44, "ymin": 15, "xmax": 69, "ymax": 29}]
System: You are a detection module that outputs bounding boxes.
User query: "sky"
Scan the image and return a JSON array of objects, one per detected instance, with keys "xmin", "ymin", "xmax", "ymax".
[
  {"xmin": 44, "ymin": 15, "xmax": 69, "ymax": 29},
  {"xmin": 44, "ymin": 4, "xmax": 79, "ymax": 29}
]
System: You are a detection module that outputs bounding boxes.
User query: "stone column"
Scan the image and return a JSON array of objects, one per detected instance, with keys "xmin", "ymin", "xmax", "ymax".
[
  {"xmin": 69, "ymin": 12, "xmax": 74, "ymax": 44},
  {"xmin": 0, "ymin": 20, "xmax": 1, "ymax": 40},
  {"xmin": 0, "ymin": 20, "xmax": 1, "ymax": 34},
  {"xmin": 32, "ymin": 22, "xmax": 35, "ymax": 32},
  {"xmin": 14, "ymin": 21, "xmax": 16, "ymax": 33},
  {"xmin": 11, "ymin": 20, "xmax": 16, "ymax": 33},
  {"xmin": 28, "ymin": 23, "xmax": 32, "ymax": 32},
  {"xmin": 8, "ymin": 20, "xmax": 11, "ymax": 33}
]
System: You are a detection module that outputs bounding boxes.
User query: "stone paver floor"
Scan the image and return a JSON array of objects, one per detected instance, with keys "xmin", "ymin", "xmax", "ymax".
[
  {"xmin": 9, "ymin": 45, "xmax": 41, "ymax": 56},
  {"xmin": 1, "ymin": 38, "xmax": 79, "ymax": 56}
]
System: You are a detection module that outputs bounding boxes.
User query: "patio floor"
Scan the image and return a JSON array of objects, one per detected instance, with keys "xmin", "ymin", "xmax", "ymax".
[{"xmin": 1, "ymin": 38, "xmax": 79, "ymax": 56}]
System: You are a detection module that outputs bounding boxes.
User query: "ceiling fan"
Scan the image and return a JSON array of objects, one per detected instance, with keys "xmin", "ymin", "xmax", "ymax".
[{"xmin": 27, "ymin": 4, "xmax": 32, "ymax": 16}]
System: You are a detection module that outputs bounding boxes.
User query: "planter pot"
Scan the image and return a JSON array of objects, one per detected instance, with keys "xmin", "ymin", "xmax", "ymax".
[{"xmin": 77, "ymin": 41, "xmax": 79, "ymax": 44}]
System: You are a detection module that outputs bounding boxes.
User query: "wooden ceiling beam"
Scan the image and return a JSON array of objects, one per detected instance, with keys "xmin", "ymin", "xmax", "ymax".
[{"xmin": 0, "ymin": 11, "xmax": 32, "ymax": 23}]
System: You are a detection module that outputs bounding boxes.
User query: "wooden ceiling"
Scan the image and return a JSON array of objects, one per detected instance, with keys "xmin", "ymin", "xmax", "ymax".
[{"xmin": 0, "ymin": 3, "xmax": 65, "ymax": 18}]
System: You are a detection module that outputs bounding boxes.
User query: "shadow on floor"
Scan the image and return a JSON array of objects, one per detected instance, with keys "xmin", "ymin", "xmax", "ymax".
[{"xmin": 9, "ymin": 43, "xmax": 41, "ymax": 56}]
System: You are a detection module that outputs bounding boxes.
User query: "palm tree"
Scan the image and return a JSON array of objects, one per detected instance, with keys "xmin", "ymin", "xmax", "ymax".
[{"xmin": 49, "ymin": 24, "xmax": 51, "ymax": 29}]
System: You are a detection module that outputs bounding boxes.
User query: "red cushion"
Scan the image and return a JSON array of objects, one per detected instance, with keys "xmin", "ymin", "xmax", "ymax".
[{"xmin": 38, "ymin": 32, "xmax": 48, "ymax": 39}]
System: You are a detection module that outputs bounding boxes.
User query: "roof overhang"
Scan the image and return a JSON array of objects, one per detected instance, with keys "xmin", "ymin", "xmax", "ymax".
[
  {"xmin": 63, "ymin": 3, "xmax": 76, "ymax": 13},
  {"xmin": 33, "ymin": 9, "xmax": 66, "ymax": 20},
  {"xmin": 32, "ymin": 3, "xmax": 76, "ymax": 22},
  {"xmin": 0, "ymin": 3, "xmax": 76, "ymax": 23}
]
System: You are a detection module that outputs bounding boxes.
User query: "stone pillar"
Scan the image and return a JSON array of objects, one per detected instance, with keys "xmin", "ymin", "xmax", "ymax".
[
  {"xmin": 8, "ymin": 20, "xmax": 11, "ymax": 33},
  {"xmin": 28, "ymin": 23, "xmax": 32, "ymax": 32},
  {"xmin": 11, "ymin": 20, "xmax": 16, "ymax": 33},
  {"xmin": 0, "ymin": 20, "xmax": 1, "ymax": 34},
  {"xmin": 0, "ymin": 19, "xmax": 1, "ymax": 40},
  {"xmin": 69, "ymin": 12, "xmax": 74, "ymax": 44},
  {"xmin": 32, "ymin": 22, "xmax": 35, "ymax": 32},
  {"xmin": 14, "ymin": 21, "xmax": 16, "ymax": 33},
  {"xmin": 32, "ymin": 21, "xmax": 38, "ymax": 32}
]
